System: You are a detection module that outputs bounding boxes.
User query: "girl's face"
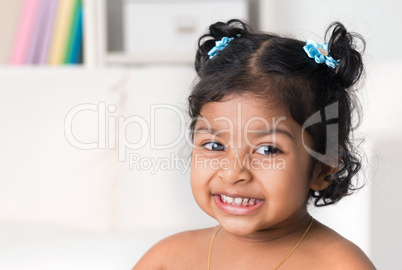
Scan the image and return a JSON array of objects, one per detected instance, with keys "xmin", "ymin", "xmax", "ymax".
[{"xmin": 190, "ymin": 93, "xmax": 321, "ymax": 236}]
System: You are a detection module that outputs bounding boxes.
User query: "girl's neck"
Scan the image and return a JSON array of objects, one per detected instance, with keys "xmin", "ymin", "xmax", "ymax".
[{"xmin": 219, "ymin": 212, "xmax": 312, "ymax": 246}]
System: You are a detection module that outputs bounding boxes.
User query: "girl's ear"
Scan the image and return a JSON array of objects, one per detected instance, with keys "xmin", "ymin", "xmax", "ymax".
[{"xmin": 310, "ymin": 161, "xmax": 339, "ymax": 191}]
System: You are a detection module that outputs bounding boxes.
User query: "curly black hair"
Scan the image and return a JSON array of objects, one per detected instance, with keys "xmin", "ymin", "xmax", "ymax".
[{"xmin": 188, "ymin": 19, "xmax": 366, "ymax": 206}]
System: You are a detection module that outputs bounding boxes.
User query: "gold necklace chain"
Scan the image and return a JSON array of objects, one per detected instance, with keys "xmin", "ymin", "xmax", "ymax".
[{"xmin": 207, "ymin": 217, "xmax": 314, "ymax": 270}]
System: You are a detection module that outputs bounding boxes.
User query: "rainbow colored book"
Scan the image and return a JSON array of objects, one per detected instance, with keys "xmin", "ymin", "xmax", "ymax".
[
  {"xmin": 0, "ymin": 1, "xmax": 23, "ymax": 64},
  {"xmin": 26, "ymin": 0, "xmax": 46, "ymax": 64},
  {"xmin": 35, "ymin": 0, "xmax": 59, "ymax": 64},
  {"xmin": 10, "ymin": 0, "xmax": 41, "ymax": 65},
  {"xmin": 47, "ymin": 0, "xmax": 76, "ymax": 65},
  {"xmin": 64, "ymin": 0, "xmax": 83, "ymax": 64}
]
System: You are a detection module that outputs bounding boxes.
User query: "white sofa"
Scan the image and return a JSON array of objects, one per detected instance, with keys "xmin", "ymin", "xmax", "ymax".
[{"xmin": 0, "ymin": 66, "xmax": 218, "ymax": 270}]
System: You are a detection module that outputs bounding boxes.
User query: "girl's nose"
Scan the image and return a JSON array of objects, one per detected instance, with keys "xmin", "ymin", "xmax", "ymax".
[{"xmin": 217, "ymin": 153, "xmax": 252, "ymax": 185}]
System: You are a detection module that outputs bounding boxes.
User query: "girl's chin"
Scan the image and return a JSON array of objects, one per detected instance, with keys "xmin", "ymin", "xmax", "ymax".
[{"xmin": 217, "ymin": 219, "xmax": 262, "ymax": 236}]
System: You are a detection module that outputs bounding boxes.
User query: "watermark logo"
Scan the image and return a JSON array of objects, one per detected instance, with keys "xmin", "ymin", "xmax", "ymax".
[
  {"xmin": 64, "ymin": 102, "xmax": 189, "ymax": 162},
  {"xmin": 192, "ymin": 153, "xmax": 286, "ymax": 172},
  {"xmin": 128, "ymin": 153, "xmax": 191, "ymax": 175},
  {"xmin": 64, "ymin": 100, "xmax": 340, "ymax": 173},
  {"xmin": 302, "ymin": 102, "xmax": 339, "ymax": 168}
]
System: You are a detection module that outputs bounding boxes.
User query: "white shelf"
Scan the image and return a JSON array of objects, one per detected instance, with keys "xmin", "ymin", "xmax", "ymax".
[
  {"xmin": 105, "ymin": 52, "xmax": 194, "ymax": 65},
  {"xmin": 84, "ymin": 0, "xmax": 249, "ymax": 66},
  {"xmin": 83, "ymin": 0, "xmax": 107, "ymax": 67}
]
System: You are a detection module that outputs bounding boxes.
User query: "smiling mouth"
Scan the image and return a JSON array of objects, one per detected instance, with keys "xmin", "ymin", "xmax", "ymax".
[
  {"xmin": 213, "ymin": 194, "xmax": 265, "ymax": 215},
  {"xmin": 218, "ymin": 194, "xmax": 263, "ymax": 207}
]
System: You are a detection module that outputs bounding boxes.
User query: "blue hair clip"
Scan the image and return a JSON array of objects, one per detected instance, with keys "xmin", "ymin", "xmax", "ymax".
[
  {"xmin": 208, "ymin": 36, "xmax": 234, "ymax": 59},
  {"xmin": 303, "ymin": 40, "xmax": 339, "ymax": 69}
]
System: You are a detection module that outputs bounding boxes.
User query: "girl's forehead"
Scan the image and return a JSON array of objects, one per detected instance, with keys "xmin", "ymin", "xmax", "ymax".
[
  {"xmin": 199, "ymin": 93, "xmax": 291, "ymax": 124},
  {"xmin": 196, "ymin": 93, "xmax": 302, "ymax": 137}
]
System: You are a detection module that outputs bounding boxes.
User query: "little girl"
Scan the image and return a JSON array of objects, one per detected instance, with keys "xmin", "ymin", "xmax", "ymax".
[{"xmin": 133, "ymin": 20, "xmax": 375, "ymax": 269}]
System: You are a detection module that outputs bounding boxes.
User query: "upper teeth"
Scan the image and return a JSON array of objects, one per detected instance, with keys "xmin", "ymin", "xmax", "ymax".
[{"xmin": 220, "ymin": 194, "xmax": 261, "ymax": 206}]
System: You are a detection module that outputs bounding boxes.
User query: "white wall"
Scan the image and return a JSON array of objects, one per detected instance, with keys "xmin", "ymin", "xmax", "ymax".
[{"xmin": 259, "ymin": 0, "xmax": 402, "ymax": 65}]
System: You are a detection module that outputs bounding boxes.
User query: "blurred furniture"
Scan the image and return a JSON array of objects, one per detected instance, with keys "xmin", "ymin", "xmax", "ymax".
[
  {"xmin": 0, "ymin": 66, "xmax": 217, "ymax": 270},
  {"xmin": 0, "ymin": 0, "xmax": 249, "ymax": 66}
]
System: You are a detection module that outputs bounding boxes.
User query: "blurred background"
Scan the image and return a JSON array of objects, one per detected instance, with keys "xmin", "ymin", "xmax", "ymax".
[{"xmin": 0, "ymin": 0, "xmax": 400, "ymax": 269}]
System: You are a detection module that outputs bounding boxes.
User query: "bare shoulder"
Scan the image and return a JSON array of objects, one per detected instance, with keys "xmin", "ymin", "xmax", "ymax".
[
  {"xmin": 132, "ymin": 227, "xmax": 218, "ymax": 270},
  {"xmin": 308, "ymin": 220, "xmax": 376, "ymax": 270}
]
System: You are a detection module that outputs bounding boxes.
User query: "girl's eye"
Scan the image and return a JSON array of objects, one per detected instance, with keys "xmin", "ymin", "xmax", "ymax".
[
  {"xmin": 255, "ymin": 145, "xmax": 279, "ymax": 155},
  {"xmin": 202, "ymin": 142, "xmax": 226, "ymax": 151}
]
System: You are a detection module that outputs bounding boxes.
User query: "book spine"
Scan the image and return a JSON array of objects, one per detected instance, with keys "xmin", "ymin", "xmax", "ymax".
[
  {"xmin": 65, "ymin": 0, "xmax": 82, "ymax": 64},
  {"xmin": 71, "ymin": 1, "xmax": 83, "ymax": 64},
  {"xmin": 9, "ymin": 0, "xmax": 41, "ymax": 65},
  {"xmin": 48, "ymin": 0, "xmax": 76, "ymax": 65},
  {"xmin": 0, "ymin": 1, "xmax": 23, "ymax": 64},
  {"xmin": 36, "ymin": 0, "xmax": 59, "ymax": 65},
  {"xmin": 26, "ymin": 0, "xmax": 46, "ymax": 64}
]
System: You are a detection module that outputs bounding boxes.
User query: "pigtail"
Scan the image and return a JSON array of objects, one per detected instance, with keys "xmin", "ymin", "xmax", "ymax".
[
  {"xmin": 326, "ymin": 22, "xmax": 366, "ymax": 89},
  {"xmin": 310, "ymin": 22, "xmax": 367, "ymax": 206},
  {"xmin": 195, "ymin": 19, "xmax": 250, "ymax": 76}
]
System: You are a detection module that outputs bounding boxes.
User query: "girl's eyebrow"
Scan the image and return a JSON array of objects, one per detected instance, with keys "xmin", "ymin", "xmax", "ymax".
[
  {"xmin": 194, "ymin": 126, "xmax": 223, "ymax": 136},
  {"xmin": 194, "ymin": 126, "xmax": 295, "ymax": 142},
  {"xmin": 247, "ymin": 128, "xmax": 295, "ymax": 142}
]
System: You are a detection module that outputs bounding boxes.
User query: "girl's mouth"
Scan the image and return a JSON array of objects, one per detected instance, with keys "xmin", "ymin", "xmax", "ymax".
[
  {"xmin": 213, "ymin": 194, "xmax": 265, "ymax": 215},
  {"xmin": 220, "ymin": 194, "xmax": 262, "ymax": 206}
]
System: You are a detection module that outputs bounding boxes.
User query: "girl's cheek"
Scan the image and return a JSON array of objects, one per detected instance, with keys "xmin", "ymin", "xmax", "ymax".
[
  {"xmin": 190, "ymin": 154, "xmax": 210, "ymax": 184},
  {"xmin": 190, "ymin": 166, "xmax": 213, "ymax": 214},
  {"xmin": 192, "ymin": 152, "xmax": 217, "ymax": 173}
]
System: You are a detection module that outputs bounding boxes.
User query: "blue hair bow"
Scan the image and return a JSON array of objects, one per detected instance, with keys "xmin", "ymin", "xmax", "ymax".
[
  {"xmin": 208, "ymin": 37, "xmax": 234, "ymax": 59},
  {"xmin": 303, "ymin": 40, "xmax": 338, "ymax": 69}
]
